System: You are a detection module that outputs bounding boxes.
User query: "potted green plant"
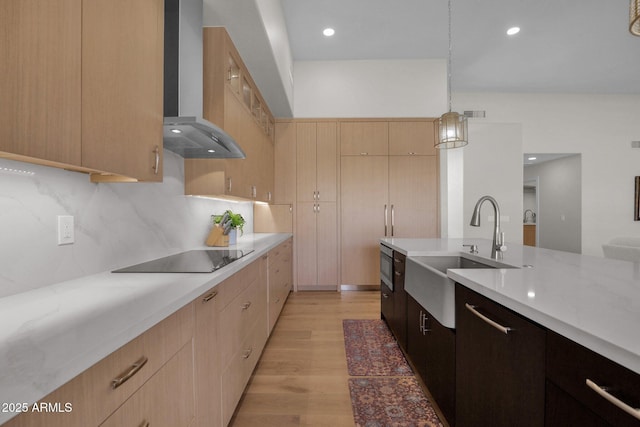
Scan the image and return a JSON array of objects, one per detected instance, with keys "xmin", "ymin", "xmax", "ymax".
[{"xmin": 211, "ymin": 210, "xmax": 245, "ymax": 245}]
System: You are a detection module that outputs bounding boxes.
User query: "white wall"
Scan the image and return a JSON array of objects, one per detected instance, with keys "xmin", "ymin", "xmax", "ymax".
[
  {"xmin": 254, "ymin": 0, "xmax": 295, "ymax": 112},
  {"xmin": 524, "ymin": 155, "xmax": 581, "ymax": 253},
  {"xmin": 462, "ymin": 122, "xmax": 523, "ymax": 245},
  {"xmin": 456, "ymin": 92, "xmax": 640, "ymax": 256},
  {"xmin": 293, "ymin": 59, "xmax": 447, "ymax": 118},
  {"xmin": 0, "ymin": 152, "xmax": 254, "ymax": 298}
]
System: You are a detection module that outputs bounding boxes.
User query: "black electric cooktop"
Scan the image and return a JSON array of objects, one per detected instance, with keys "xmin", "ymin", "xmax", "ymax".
[{"xmin": 112, "ymin": 249, "xmax": 254, "ymax": 273}]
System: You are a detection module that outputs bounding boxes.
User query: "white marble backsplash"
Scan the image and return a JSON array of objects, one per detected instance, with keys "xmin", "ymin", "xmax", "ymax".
[{"xmin": 0, "ymin": 151, "xmax": 253, "ymax": 298}]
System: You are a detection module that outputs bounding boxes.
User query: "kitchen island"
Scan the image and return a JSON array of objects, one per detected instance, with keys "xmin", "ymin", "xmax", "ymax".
[
  {"xmin": 0, "ymin": 233, "xmax": 292, "ymax": 426},
  {"xmin": 381, "ymin": 237, "xmax": 640, "ymax": 375},
  {"xmin": 381, "ymin": 237, "xmax": 640, "ymax": 426}
]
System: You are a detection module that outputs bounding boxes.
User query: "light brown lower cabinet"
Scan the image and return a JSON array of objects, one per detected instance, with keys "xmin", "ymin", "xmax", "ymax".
[
  {"xmin": 4, "ymin": 241, "xmax": 293, "ymax": 427},
  {"xmin": 296, "ymin": 201, "xmax": 338, "ymax": 290},
  {"xmin": 194, "ymin": 239, "xmax": 292, "ymax": 426},
  {"xmin": 100, "ymin": 343, "xmax": 195, "ymax": 427},
  {"xmin": 3, "ymin": 303, "xmax": 195, "ymax": 427},
  {"xmin": 268, "ymin": 238, "xmax": 293, "ymax": 332}
]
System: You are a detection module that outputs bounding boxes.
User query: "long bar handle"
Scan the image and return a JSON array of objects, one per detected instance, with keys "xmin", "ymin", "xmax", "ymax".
[
  {"xmin": 391, "ymin": 204, "xmax": 395, "ymax": 236},
  {"xmin": 465, "ymin": 303, "xmax": 511, "ymax": 334},
  {"xmin": 586, "ymin": 379, "xmax": 640, "ymax": 420},
  {"xmin": 152, "ymin": 146, "xmax": 160, "ymax": 174},
  {"xmin": 420, "ymin": 311, "xmax": 431, "ymax": 334},
  {"xmin": 384, "ymin": 204, "xmax": 388, "ymax": 236},
  {"xmin": 111, "ymin": 356, "xmax": 148, "ymax": 389}
]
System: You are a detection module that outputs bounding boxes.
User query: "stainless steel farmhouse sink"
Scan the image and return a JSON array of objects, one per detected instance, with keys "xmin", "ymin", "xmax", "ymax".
[{"xmin": 405, "ymin": 255, "xmax": 517, "ymax": 328}]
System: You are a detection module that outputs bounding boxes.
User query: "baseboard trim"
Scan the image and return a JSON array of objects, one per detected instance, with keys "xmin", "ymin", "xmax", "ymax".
[
  {"xmin": 340, "ymin": 284, "xmax": 381, "ymax": 291},
  {"xmin": 297, "ymin": 285, "xmax": 339, "ymax": 292}
]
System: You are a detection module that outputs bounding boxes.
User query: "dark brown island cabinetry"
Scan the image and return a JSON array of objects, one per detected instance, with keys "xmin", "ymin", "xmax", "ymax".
[
  {"xmin": 546, "ymin": 330, "xmax": 640, "ymax": 427},
  {"xmin": 406, "ymin": 294, "xmax": 455, "ymax": 426},
  {"xmin": 455, "ymin": 284, "xmax": 546, "ymax": 427},
  {"xmin": 390, "ymin": 252, "xmax": 408, "ymax": 351},
  {"xmin": 380, "ymin": 250, "xmax": 406, "ymax": 351},
  {"xmin": 380, "ymin": 281, "xmax": 394, "ymax": 326}
]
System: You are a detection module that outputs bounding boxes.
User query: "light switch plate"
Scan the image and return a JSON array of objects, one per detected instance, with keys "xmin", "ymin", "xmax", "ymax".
[{"xmin": 57, "ymin": 215, "xmax": 74, "ymax": 245}]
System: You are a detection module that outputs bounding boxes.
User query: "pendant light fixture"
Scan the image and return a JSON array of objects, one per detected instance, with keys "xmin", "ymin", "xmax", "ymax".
[
  {"xmin": 436, "ymin": 0, "xmax": 468, "ymax": 149},
  {"xmin": 631, "ymin": 0, "xmax": 640, "ymax": 36}
]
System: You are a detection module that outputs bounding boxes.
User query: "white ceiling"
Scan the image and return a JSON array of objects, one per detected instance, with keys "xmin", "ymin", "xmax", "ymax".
[{"xmin": 205, "ymin": 0, "xmax": 640, "ymax": 117}]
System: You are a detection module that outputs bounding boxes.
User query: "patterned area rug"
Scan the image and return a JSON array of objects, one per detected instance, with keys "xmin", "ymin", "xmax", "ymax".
[
  {"xmin": 343, "ymin": 319, "xmax": 412, "ymax": 376},
  {"xmin": 349, "ymin": 377, "xmax": 444, "ymax": 427},
  {"xmin": 344, "ymin": 319, "xmax": 444, "ymax": 427}
]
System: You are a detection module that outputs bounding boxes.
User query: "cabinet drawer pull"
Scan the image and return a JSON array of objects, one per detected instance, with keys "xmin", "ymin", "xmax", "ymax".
[
  {"xmin": 465, "ymin": 303, "xmax": 511, "ymax": 334},
  {"xmin": 586, "ymin": 379, "xmax": 640, "ymax": 420},
  {"xmin": 382, "ymin": 293, "xmax": 389, "ymax": 299},
  {"xmin": 111, "ymin": 356, "xmax": 148, "ymax": 389},
  {"xmin": 242, "ymin": 347, "xmax": 253, "ymax": 359},
  {"xmin": 394, "ymin": 271, "xmax": 402, "ymax": 276},
  {"xmin": 202, "ymin": 291, "xmax": 217, "ymax": 303},
  {"xmin": 138, "ymin": 421, "xmax": 150, "ymax": 427},
  {"xmin": 241, "ymin": 301, "xmax": 252, "ymax": 310}
]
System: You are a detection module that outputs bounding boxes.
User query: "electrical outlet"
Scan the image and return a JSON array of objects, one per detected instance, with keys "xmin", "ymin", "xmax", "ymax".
[{"xmin": 57, "ymin": 215, "xmax": 74, "ymax": 245}]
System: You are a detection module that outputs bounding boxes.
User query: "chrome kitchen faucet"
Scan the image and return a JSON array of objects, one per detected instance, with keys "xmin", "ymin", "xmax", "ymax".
[{"xmin": 470, "ymin": 195, "xmax": 507, "ymax": 259}]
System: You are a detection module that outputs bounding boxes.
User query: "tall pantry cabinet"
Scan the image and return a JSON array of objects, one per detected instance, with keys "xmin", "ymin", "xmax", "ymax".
[
  {"xmin": 295, "ymin": 121, "xmax": 339, "ymax": 291},
  {"xmin": 341, "ymin": 120, "xmax": 439, "ymax": 286}
]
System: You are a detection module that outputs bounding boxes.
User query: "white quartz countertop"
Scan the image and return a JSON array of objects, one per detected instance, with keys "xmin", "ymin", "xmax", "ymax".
[
  {"xmin": 0, "ymin": 233, "xmax": 291, "ymax": 425},
  {"xmin": 381, "ymin": 237, "xmax": 640, "ymax": 376}
]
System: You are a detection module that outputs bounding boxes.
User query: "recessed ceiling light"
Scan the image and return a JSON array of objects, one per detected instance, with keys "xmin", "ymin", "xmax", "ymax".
[
  {"xmin": 207, "ymin": 149, "xmax": 216, "ymax": 153},
  {"xmin": 528, "ymin": 156, "xmax": 537, "ymax": 161},
  {"xmin": 323, "ymin": 28, "xmax": 335, "ymax": 37},
  {"xmin": 507, "ymin": 27, "xmax": 521, "ymax": 36},
  {"xmin": 170, "ymin": 128, "xmax": 182, "ymax": 134}
]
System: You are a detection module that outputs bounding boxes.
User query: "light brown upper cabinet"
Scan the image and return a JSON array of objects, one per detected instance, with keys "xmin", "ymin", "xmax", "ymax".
[
  {"xmin": 185, "ymin": 27, "xmax": 274, "ymax": 202},
  {"xmin": 389, "ymin": 121, "xmax": 437, "ymax": 156},
  {"xmin": 296, "ymin": 122, "xmax": 338, "ymax": 203},
  {"xmin": 0, "ymin": 0, "xmax": 164, "ymax": 182},
  {"xmin": 340, "ymin": 121, "xmax": 389, "ymax": 156}
]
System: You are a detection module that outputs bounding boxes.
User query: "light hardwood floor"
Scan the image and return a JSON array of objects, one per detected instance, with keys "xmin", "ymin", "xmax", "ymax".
[{"xmin": 229, "ymin": 291, "xmax": 380, "ymax": 427}]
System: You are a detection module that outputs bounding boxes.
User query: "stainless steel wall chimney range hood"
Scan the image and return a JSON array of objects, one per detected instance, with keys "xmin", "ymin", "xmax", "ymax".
[{"xmin": 163, "ymin": 0, "xmax": 245, "ymax": 159}]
